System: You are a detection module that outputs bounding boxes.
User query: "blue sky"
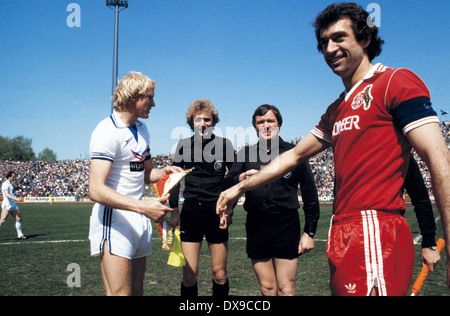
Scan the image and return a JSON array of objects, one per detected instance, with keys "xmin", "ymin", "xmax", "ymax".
[{"xmin": 1, "ymin": 0, "xmax": 449, "ymax": 160}]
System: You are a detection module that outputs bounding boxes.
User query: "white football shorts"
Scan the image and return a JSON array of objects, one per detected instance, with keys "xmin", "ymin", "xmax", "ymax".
[
  {"xmin": 2, "ymin": 199, "xmax": 18, "ymax": 211},
  {"xmin": 89, "ymin": 203, "xmax": 153, "ymax": 260}
]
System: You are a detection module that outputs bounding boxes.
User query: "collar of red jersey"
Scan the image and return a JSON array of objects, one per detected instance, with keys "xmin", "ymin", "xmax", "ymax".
[
  {"xmin": 344, "ymin": 63, "xmax": 387, "ymax": 101},
  {"xmin": 363, "ymin": 63, "xmax": 387, "ymax": 80}
]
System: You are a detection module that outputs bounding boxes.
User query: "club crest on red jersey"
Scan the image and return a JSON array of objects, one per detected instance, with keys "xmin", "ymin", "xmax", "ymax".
[{"xmin": 352, "ymin": 85, "xmax": 373, "ymax": 111}]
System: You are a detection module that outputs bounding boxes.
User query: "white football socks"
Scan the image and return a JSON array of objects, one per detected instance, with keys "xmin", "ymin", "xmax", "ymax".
[{"xmin": 15, "ymin": 221, "xmax": 24, "ymax": 238}]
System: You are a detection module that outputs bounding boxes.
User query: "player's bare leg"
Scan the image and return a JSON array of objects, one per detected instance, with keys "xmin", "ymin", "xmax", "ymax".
[
  {"xmin": 100, "ymin": 260, "xmax": 112, "ymax": 296},
  {"xmin": 100, "ymin": 242, "xmax": 132, "ymax": 296},
  {"xmin": 273, "ymin": 258, "xmax": 298, "ymax": 296},
  {"xmin": 10, "ymin": 210, "xmax": 21, "ymax": 221},
  {"xmin": 209, "ymin": 241, "xmax": 229, "ymax": 295},
  {"xmin": 252, "ymin": 258, "xmax": 297, "ymax": 296},
  {"xmin": 209, "ymin": 242, "xmax": 228, "ymax": 284},
  {"xmin": 369, "ymin": 286, "xmax": 379, "ymax": 296},
  {"xmin": 181, "ymin": 241, "xmax": 202, "ymax": 289},
  {"xmin": 252, "ymin": 259, "xmax": 278, "ymax": 296},
  {"xmin": 0, "ymin": 208, "xmax": 9, "ymax": 225},
  {"xmin": 131, "ymin": 256, "xmax": 147, "ymax": 296}
]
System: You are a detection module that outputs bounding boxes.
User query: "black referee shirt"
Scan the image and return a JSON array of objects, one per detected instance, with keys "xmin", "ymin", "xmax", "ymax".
[
  {"xmin": 225, "ymin": 137, "xmax": 320, "ymax": 236},
  {"xmin": 169, "ymin": 133, "xmax": 235, "ymax": 207}
]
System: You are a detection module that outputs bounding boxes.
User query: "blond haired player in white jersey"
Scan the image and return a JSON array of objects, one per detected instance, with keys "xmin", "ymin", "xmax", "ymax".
[{"xmin": 89, "ymin": 72, "xmax": 182, "ymax": 296}]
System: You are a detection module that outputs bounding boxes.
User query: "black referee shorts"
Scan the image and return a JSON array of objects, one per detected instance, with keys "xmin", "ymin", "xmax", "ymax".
[
  {"xmin": 245, "ymin": 209, "xmax": 300, "ymax": 260},
  {"xmin": 180, "ymin": 198, "xmax": 229, "ymax": 244}
]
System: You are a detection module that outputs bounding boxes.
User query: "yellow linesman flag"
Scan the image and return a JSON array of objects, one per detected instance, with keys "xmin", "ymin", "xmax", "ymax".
[{"xmin": 167, "ymin": 227, "xmax": 186, "ymax": 267}]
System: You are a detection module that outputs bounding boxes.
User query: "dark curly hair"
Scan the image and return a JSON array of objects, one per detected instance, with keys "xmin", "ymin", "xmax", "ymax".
[{"xmin": 313, "ymin": 2, "xmax": 384, "ymax": 61}]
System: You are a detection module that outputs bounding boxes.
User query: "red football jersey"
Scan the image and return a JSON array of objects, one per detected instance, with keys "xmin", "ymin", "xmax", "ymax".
[{"xmin": 312, "ymin": 64, "xmax": 438, "ymax": 215}]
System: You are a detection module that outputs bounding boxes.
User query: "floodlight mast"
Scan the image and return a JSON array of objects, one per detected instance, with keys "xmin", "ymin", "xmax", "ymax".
[{"xmin": 106, "ymin": 0, "xmax": 128, "ymax": 112}]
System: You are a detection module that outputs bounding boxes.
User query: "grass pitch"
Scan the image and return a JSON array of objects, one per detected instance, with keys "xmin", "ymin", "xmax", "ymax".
[{"xmin": 0, "ymin": 203, "xmax": 447, "ymax": 296}]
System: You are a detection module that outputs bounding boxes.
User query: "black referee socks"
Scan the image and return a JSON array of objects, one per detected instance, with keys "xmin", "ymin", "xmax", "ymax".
[
  {"xmin": 212, "ymin": 278, "xmax": 229, "ymax": 296},
  {"xmin": 180, "ymin": 282, "xmax": 198, "ymax": 296},
  {"xmin": 180, "ymin": 279, "xmax": 229, "ymax": 296}
]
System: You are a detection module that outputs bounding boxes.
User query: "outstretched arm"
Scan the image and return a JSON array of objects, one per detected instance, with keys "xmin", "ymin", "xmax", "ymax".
[{"xmin": 217, "ymin": 133, "xmax": 329, "ymax": 227}]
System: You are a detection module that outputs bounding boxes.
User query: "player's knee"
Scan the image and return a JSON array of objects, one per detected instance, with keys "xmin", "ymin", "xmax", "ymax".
[
  {"xmin": 277, "ymin": 283, "xmax": 295, "ymax": 296},
  {"xmin": 109, "ymin": 287, "xmax": 132, "ymax": 296},
  {"xmin": 212, "ymin": 268, "xmax": 227, "ymax": 284},
  {"xmin": 260, "ymin": 282, "xmax": 277, "ymax": 296},
  {"xmin": 277, "ymin": 278, "xmax": 295, "ymax": 296}
]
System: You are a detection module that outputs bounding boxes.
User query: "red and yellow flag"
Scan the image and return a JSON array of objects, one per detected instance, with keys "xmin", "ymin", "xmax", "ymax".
[{"xmin": 150, "ymin": 168, "xmax": 193, "ymax": 266}]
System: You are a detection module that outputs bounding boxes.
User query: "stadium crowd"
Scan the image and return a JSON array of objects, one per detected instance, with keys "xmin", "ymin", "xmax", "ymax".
[
  {"xmin": 0, "ymin": 121, "xmax": 448, "ymax": 200},
  {"xmin": 0, "ymin": 160, "xmax": 90, "ymax": 200}
]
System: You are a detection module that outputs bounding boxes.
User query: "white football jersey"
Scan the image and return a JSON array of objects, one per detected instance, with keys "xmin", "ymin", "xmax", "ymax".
[
  {"xmin": 90, "ymin": 111, "xmax": 151, "ymax": 199},
  {"xmin": 1, "ymin": 180, "xmax": 17, "ymax": 210}
]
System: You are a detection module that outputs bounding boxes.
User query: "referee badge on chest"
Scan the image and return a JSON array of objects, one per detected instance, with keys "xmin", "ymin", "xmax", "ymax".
[{"xmin": 214, "ymin": 160, "xmax": 224, "ymax": 171}]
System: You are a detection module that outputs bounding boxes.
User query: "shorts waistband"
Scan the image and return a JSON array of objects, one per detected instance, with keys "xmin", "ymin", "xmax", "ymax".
[{"xmin": 332, "ymin": 210, "xmax": 402, "ymax": 224}]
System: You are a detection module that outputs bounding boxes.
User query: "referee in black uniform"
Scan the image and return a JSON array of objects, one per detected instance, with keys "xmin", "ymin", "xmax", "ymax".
[
  {"xmin": 169, "ymin": 99, "xmax": 235, "ymax": 296},
  {"xmin": 224, "ymin": 104, "xmax": 320, "ymax": 296}
]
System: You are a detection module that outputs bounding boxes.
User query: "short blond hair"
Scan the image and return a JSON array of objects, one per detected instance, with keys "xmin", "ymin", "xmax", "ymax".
[
  {"xmin": 186, "ymin": 99, "xmax": 219, "ymax": 130},
  {"xmin": 112, "ymin": 72, "xmax": 155, "ymax": 111}
]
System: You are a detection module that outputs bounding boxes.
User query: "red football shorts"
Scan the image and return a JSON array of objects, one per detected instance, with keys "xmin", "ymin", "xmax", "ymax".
[{"xmin": 327, "ymin": 210, "xmax": 415, "ymax": 296}]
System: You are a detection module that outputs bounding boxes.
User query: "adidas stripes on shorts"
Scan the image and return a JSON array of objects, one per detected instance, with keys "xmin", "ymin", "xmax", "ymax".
[
  {"xmin": 327, "ymin": 210, "xmax": 415, "ymax": 296},
  {"xmin": 89, "ymin": 203, "xmax": 153, "ymax": 260}
]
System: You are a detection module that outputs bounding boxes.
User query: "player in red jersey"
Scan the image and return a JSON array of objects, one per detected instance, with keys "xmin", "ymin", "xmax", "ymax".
[{"xmin": 217, "ymin": 3, "xmax": 450, "ymax": 296}]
